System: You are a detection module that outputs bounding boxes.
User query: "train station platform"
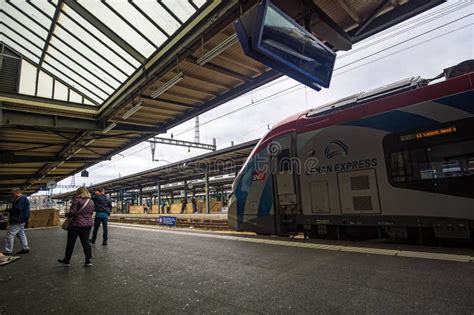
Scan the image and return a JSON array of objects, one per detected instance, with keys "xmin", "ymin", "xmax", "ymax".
[{"xmin": 1, "ymin": 224, "xmax": 473, "ymax": 313}]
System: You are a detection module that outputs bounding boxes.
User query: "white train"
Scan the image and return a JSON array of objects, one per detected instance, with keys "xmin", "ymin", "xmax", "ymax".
[{"xmin": 228, "ymin": 61, "xmax": 474, "ymax": 242}]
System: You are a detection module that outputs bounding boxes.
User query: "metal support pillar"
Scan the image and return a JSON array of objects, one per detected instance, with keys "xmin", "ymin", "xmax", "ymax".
[
  {"xmin": 183, "ymin": 180, "xmax": 188, "ymax": 201},
  {"xmin": 138, "ymin": 185, "xmax": 142, "ymax": 205},
  {"xmin": 157, "ymin": 181, "xmax": 161, "ymax": 212},
  {"xmin": 205, "ymin": 171, "xmax": 210, "ymax": 214}
]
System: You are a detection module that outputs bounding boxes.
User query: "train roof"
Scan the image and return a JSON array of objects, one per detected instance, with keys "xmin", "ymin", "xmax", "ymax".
[{"xmin": 252, "ymin": 71, "xmax": 474, "ymax": 156}]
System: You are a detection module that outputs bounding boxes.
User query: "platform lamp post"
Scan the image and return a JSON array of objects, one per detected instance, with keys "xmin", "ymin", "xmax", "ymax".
[
  {"xmin": 205, "ymin": 171, "xmax": 210, "ymax": 214},
  {"xmin": 156, "ymin": 180, "xmax": 161, "ymax": 212},
  {"xmin": 138, "ymin": 185, "xmax": 143, "ymax": 206}
]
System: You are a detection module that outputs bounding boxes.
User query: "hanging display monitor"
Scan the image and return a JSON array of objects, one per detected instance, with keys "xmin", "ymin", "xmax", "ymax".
[{"xmin": 235, "ymin": 0, "xmax": 336, "ymax": 91}]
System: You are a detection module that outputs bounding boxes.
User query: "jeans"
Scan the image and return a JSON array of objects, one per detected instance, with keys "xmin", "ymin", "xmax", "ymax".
[
  {"xmin": 63, "ymin": 226, "xmax": 92, "ymax": 263},
  {"xmin": 4, "ymin": 223, "xmax": 29, "ymax": 254},
  {"xmin": 91, "ymin": 217, "xmax": 108, "ymax": 243}
]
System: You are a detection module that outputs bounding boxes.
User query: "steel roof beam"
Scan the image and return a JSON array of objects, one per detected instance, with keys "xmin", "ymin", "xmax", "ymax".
[
  {"xmin": 348, "ymin": 0, "xmax": 446, "ymax": 42},
  {"xmin": 0, "ymin": 153, "xmax": 109, "ymax": 164},
  {"xmin": 187, "ymin": 57, "xmax": 252, "ymax": 82},
  {"xmin": 188, "ymin": 0, "xmax": 199, "ymax": 11},
  {"xmin": 38, "ymin": 0, "xmax": 64, "ymax": 68},
  {"xmin": 353, "ymin": 0, "xmax": 390, "ymax": 37},
  {"xmin": 0, "ymin": 108, "xmax": 163, "ymax": 133},
  {"xmin": 63, "ymin": 0, "xmax": 146, "ymax": 64}
]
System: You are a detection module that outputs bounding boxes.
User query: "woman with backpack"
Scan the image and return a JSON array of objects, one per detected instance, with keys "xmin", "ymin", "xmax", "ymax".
[{"xmin": 58, "ymin": 187, "xmax": 95, "ymax": 267}]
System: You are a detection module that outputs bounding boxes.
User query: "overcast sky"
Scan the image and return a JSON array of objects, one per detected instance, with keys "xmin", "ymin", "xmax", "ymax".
[{"xmin": 52, "ymin": 0, "xmax": 473, "ymax": 193}]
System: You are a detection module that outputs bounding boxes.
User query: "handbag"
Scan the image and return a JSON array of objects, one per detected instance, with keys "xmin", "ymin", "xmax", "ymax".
[{"xmin": 61, "ymin": 199, "xmax": 91, "ymax": 231}]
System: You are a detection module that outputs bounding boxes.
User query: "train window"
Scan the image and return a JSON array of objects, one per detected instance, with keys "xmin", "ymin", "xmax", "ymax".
[
  {"xmin": 388, "ymin": 140, "xmax": 474, "ymax": 183},
  {"xmin": 278, "ymin": 149, "xmax": 292, "ymax": 172},
  {"xmin": 383, "ymin": 118, "xmax": 474, "ymax": 198}
]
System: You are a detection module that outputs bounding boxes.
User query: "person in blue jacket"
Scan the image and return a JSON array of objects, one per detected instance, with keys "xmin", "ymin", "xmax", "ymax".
[
  {"xmin": 3, "ymin": 188, "xmax": 30, "ymax": 255},
  {"xmin": 90, "ymin": 187, "xmax": 112, "ymax": 246}
]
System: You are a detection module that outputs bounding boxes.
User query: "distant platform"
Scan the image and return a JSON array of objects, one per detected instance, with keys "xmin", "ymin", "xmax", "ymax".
[{"xmin": 109, "ymin": 213, "xmax": 229, "ymax": 230}]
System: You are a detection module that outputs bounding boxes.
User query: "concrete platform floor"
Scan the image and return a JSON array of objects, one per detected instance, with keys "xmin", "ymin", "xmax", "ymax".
[{"xmin": 0, "ymin": 224, "xmax": 473, "ymax": 314}]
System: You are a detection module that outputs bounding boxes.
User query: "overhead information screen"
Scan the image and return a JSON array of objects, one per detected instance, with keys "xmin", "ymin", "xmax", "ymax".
[{"xmin": 235, "ymin": 0, "xmax": 336, "ymax": 91}]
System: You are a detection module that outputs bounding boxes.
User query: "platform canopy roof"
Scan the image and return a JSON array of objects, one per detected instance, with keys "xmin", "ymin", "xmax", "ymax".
[{"xmin": 0, "ymin": 0, "xmax": 444, "ymax": 201}]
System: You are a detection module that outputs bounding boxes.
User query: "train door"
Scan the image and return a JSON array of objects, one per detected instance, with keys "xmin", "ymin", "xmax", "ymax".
[
  {"xmin": 272, "ymin": 135, "xmax": 300, "ymax": 234},
  {"xmin": 337, "ymin": 169, "xmax": 381, "ymax": 214}
]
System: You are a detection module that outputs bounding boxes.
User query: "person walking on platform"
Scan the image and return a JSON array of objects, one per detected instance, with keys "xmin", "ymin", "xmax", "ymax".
[
  {"xmin": 192, "ymin": 197, "xmax": 198, "ymax": 214},
  {"xmin": 58, "ymin": 187, "xmax": 94, "ymax": 267},
  {"xmin": 90, "ymin": 187, "xmax": 111, "ymax": 246},
  {"xmin": 180, "ymin": 198, "xmax": 187, "ymax": 214},
  {"xmin": 160, "ymin": 199, "xmax": 165, "ymax": 214},
  {"xmin": 165, "ymin": 200, "xmax": 171, "ymax": 214},
  {"xmin": 3, "ymin": 188, "xmax": 30, "ymax": 256}
]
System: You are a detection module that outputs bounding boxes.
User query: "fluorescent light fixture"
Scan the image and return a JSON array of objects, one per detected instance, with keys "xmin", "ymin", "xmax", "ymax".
[
  {"xmin": 74, "ymin": 148, "xmax": 82, "ymax": 155},
  {"xmin": 58, "ymin": 161, "xmax": 65, "ymax": 166},
  {"xmin": 122, "ymin": 101, "xmax": 143, "ymax": 119},
  {"xmin": 197, "ymin": 33, "xmax": 238, "ymax": 66},
  {"xmin": 103, "ymin": 122, "xmax": 117, "ymax": 134},
  {"xmin": 151, "ymin": 72, "xmax": 184, "ymax": 99}
]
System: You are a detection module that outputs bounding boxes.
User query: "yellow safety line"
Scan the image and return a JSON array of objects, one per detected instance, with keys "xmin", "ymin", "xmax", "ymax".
[{"xmin": 110, "ymin": 223, "xmax": 473, "ymax": 263}]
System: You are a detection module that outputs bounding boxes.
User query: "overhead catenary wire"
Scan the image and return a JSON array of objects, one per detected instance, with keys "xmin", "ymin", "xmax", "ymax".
[{"xmin": 171, "ymin": 15, "xmax": 472, "ymax": 137}]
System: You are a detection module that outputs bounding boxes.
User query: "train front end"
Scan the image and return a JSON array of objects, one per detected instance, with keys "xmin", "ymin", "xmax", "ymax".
[{"xmin": 228, "ymin": 140, "xmax": 276, "ymax": 234}]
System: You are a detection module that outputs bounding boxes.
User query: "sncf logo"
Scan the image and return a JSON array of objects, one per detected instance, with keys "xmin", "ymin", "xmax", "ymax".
[{"xmin": 324, "ymin": 140, "xmax": 348, "ymax": 159}]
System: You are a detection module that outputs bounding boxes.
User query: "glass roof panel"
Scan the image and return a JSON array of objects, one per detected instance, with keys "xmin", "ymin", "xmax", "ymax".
[
  {"xmin": 18, "ymin": 60, "xmax": 37, "ymax": 96},
  {"xmin": 2, "ymin": 4, "xmax": 48, "ymax": 40},
  {"xmin": 47, "ymin": 45, "xmax": 116, "ymax": 95},
  {"xmin": 1, "ymin": 38, "xmax": 40, "ymax": 64},
  {"xmin": 192, "ymin": 0, "xmax": 208, "ymax": 7},
  {"xmin": 1, "ymin": 0, "xmax": 208, "ymax": 106},
  {"xmin": 58, "ymin": 13, "xmax": 136, "ymax": 76},
  {"xmin": 13, "ymin": 1, "xmax": 54, "ymax": 26},
  {"xmin": 162, "ymin": 0, "xmax": 196, "ymax": 23},
  {"xmin": 83, "ymin": 98, "xmax": 94, "ymax": 105},
  {"xmin": 69, "ymin": 89, "xmax": 83, "ymax": 103},
  {"xmin": 77, "ymin": 0, "xmax": 156, "ymax": 57},
  {"xmin": 2, "ymin": 28, "xmax": 42, "ymax": 58},
  {"xmin": 107, "ymin": 1, "xmax": 168, "ymax": 47},
  {"xmin": 51, "ymin": 26, "xmax": 129, "ymax": 83},
  {"xmin": 1, "ymin": 12, "xmax": 46, "ymax": 48},
  {"xmin": 37, "ymin": 71, "xmax": 54, "ymax": 99},
  {"xmin": 53, "ymin": 80, "xmax": 69, "ymax": 101},
  {"xmin": 27, "ymin": 0, "xmax": 56, "ymax": 18},
  {"xmin": 132, "ymin": 1, "xmax": 180, "ymax": 39},
  {"xmin": 42, "ymin": 63, "xmax": 103, "ymax": 104},
  {"xmin": 44, "ymin": 55, "xmax": 110, "ymax": 100},
  {"xmin": 62, "ymin": 3, "xmax": 141, "ymax": 69}
]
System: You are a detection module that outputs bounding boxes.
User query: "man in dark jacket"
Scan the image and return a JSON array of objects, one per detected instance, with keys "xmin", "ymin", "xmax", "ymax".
[
  {"xmin": 90, "ymin": 187, "xmax": 112, "ymax": 246},
  {"xmin": 3, "ymin": 188, "xmax": 30, "ymax": 255}
]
